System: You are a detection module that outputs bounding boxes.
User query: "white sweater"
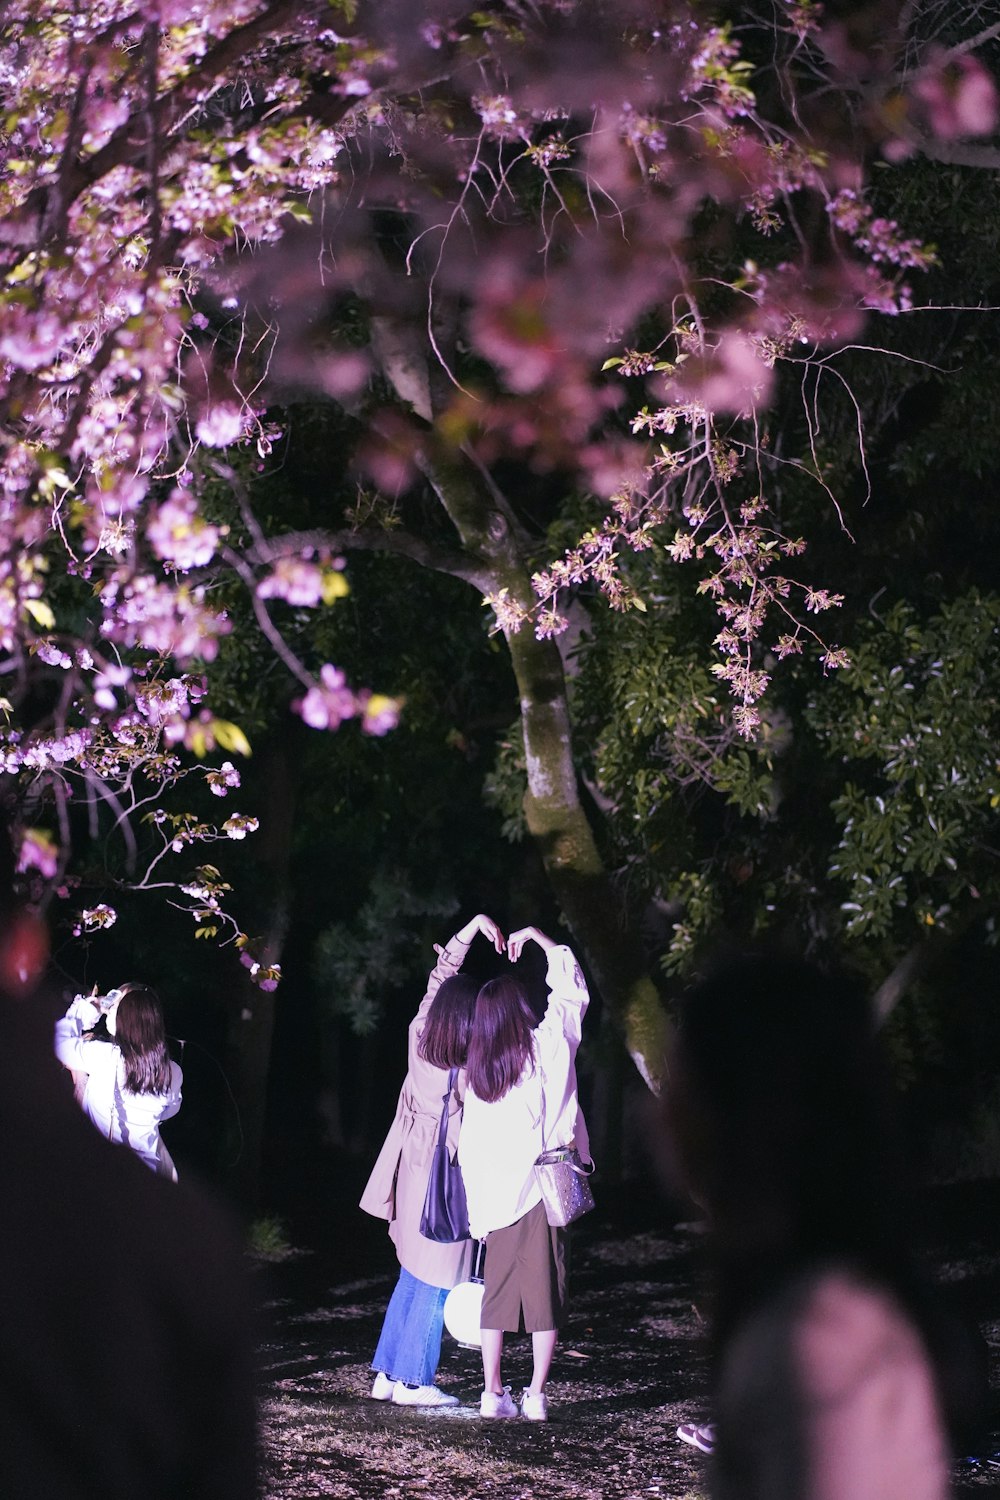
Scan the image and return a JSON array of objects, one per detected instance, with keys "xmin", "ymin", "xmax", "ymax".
[
  {"xmin": 459, "ymin": 944, "xmax": 591, "ymax": 1238},
  {"xmin": 54, "ymin": 997, "xmax": 183, "ymax": 1177}
]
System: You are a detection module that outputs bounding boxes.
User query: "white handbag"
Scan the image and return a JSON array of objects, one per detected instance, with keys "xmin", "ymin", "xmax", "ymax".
[{"xmin": 443, "ymin": 1240, "xmax": 485, "ymax": 1348}]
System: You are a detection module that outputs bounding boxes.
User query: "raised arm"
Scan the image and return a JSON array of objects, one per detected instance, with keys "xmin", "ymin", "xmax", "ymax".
[
  {"xmin": 415, "ymin": 913, "xmax": 506, "ymax": 1023},
  {"xmin": 53, "ymin": 995, "xmax": 103, "ymax": 1073},
  {"xmin": 508, "ymin": 928, "xmax": 590, "ymax": 1043},
  {"xmin": 518, "ymin": 936, "xmax": 591, "ymax": 1160},
  {"xmin": 455, "ymin": 913, "xmax": 506, "ymax": 954},
  {"xmin": 506, "ymin": 925, "xmax": 557, "ymax": 962}
]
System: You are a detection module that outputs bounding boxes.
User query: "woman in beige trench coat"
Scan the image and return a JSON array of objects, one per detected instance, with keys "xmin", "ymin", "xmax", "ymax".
[{"xmin": 360, "ymin": 912, "xmax": 505, "ymax": 1407}]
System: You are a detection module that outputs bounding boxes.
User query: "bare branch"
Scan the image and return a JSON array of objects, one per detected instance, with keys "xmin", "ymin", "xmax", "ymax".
[
  {"xmin": 221, "ymin": 545, "xmax": 316, "ymax": 689},
  {"xmin": 901, "ymin": 135, "xmax": 1000, "ymax": 168}
]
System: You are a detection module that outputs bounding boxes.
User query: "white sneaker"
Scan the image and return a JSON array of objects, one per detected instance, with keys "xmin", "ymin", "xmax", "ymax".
[
  {"xmin": 677, "ymin": 1421, "xmax": 716, "ymax": 1454},
  {"xmin": 520, "ymin": 1387, "xmax": 549, "ymax": 1421},
  {"xmin": 371, "ymin": 1372, "xmax": 396, "ymax": 1401},
  {"xmin": 391, "ymin": 1383, "xmax": 460, "ymax": 1407},
  {"xmin": 480, "ymin": 1386, "xmax": 518, "ymax": 1419}
]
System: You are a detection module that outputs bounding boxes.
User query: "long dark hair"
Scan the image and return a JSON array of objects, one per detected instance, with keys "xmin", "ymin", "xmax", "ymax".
[
  {"xmin": 465, "ymin": 976, "xmax": 538, "ymax": 1103},
  {"xmin": 418, "ymin": 974, "xmax": 479, "ymax": 1069},
  {"xmin": 113, "ymin": 982, "xmax": 173, "ymax": 1095}
]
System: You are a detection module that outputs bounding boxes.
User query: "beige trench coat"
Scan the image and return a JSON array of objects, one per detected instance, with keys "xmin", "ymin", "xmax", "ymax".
[{"xmin": 359, "ymin": 935, "xmax": 475, "ymax": 1290}]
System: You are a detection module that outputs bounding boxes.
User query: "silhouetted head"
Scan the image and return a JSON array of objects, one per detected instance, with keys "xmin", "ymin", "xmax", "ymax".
[
  {"xmin": 418, "ymin": 973, "xmax": 480, "ymax": 1069},
  {"xmin": 669, "ymin": 953, "xmax": 902, "ymax": 1278},
  {"xmin": 671, "ymin": 953, "xmax": 992, "ymax": 1457},
  {"xmin": 465, "ymin": 975, "xmax": 538, "ymax": 1103}
]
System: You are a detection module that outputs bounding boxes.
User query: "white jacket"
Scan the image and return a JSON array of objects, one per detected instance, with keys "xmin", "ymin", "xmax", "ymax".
[
  {"xmin": 459, "ymin": 944, "xmax": 590, "ymax": 1238},
  {"xmin": 54, "ymin": 998, "xmax": 183, "ymax": 1178}
]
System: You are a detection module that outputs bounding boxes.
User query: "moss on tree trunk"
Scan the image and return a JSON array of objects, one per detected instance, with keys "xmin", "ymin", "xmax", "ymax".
[{"xmin": 425, "ymin": 451, "xmax": 669, "ymax": 1095}]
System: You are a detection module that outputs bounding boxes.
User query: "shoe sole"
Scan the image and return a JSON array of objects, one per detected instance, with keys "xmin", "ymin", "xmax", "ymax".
[{"xmin": 393, "ymin": 1396, "xmax": 460, "ymax": 1408}]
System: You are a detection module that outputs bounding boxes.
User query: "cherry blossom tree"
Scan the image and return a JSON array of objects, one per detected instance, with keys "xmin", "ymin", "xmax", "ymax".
[{"xmin": 1, "ymin": 0, "xmax": 997, "ymax": 1088}]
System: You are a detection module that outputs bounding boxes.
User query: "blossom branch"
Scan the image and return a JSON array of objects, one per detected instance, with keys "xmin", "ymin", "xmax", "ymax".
[{"xmin": 243, "ymin": 527, "xmax": 493, "ymax": 592}]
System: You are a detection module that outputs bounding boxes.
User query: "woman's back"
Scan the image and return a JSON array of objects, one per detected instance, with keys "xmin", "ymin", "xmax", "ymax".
[
  {"xmin": 77, "ymin": 1039, "xmax": 182, "ymax": 1165},
  {"xmin": 54, "ymin": 992, "xmax": 182, "ymax": 1175},
  {"xmin": 460, "ymin": 942, "xmax": 590, "ymax": 1240}
]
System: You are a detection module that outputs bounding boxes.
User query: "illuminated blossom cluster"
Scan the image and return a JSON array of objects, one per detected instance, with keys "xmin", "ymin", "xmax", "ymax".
[
  {"xmin": 73, "ymin": 904, "xmax": 118, "ymax": 936},
  {"xmin": 99, "ymin": 575, "xmax": 230, "ymax": 662},
  {"xmin": 195, "ymin": 402, "xmax": 250, "ymax": 449},
  {"xmin": 222, "ymin": 813, "xmax": 259, "ymax": 840},
  {"xmin": 473, "ymin": 94, "xmax": 521, "ymax": 135},
  {"xmin": 259, "ymin": 558, "xmax": 323, "ymax": 606},
  {"xmin": 909, "ymin": 51, "xmax": 999, "ymax": 144},
  {"xmin": 296, "ymin": 664, "xmax": 362, "ymax": 732},
  {"xmin": 17, "ymin": 828, "xmax": 59, "ymax": 880},
  {"xmin": 359, "ymin": 693, "xmax": 402, "ymax": 738},
  {"xmin": 134, "ymin": 675, "xmax": 202, "ymax": 728},
  {"xmin": 1, "ymin": 0, "xmax": 997, "ymax": 952},
  {"xmin": 147, "ymin": 491, "xmax": 223, "ymax": 571},
  {"xmin": 828, "ymin": 191, "xmax": 938, "ymax": 281},
  {"xmin": 205, "ymin": 760, "xmax": 241, "ymax": 796}
]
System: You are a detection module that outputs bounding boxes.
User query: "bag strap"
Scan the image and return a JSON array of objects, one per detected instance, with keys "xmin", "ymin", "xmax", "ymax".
[
  {"xmin": 537, "ymin": 1052, "xmax": 547, "ymax": 1152},
  {"xmin": 435, "ymin": 1066, "xmax": 458, "ymax": 1149},
  {"xmin": 537, "ymin": 1146, "xmax": 595, "ymax": 1175},
  {"xmin": 535, "ymin": 1077, "xmax": 593, "ymax": 1171}
]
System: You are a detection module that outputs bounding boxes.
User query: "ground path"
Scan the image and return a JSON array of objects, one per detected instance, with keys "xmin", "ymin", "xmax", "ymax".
[{"xmin": 255, "ymin": 1166, "xmax": 1000, "ymax": 1498}]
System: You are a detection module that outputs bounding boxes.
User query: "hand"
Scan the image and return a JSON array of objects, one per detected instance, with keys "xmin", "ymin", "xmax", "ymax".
[
  {"xmin": 70, "ymin": 994, "xmax": 102, "ymax": 1026},
  {"xmin": 457, "ymin": 914, "xmax": 506, "ymax": 954},
  {"xmin": 506, "ymin": 925, "xmax": 556, "ymax": 962}
]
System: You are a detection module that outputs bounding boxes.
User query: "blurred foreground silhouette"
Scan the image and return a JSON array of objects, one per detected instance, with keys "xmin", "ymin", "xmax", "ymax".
[
  {"xmin": 0, "ymin": 841, "xmax": 257, "ymax": 1499},
  {"xmin": 667, "ymin": 954, "xmax": 990, "ymax": 1500}
]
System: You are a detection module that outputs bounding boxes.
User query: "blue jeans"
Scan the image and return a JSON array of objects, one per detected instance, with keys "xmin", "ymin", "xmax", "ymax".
[{"xmin": 372, "ymin": 1268, "xmax": 448, "ymax": 1386}]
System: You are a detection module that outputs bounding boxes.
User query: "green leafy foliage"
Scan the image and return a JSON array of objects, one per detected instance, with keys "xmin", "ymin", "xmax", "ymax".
[
  {"xmin": 567, "ymin": 568, "xmax": 1000, "ymax": 1003},
  {"xmin": 806, "ymin": 593, "xmax": 1000, "ymax": 940},
  {"xmin": 312, "ymin": 873, "xmax": 459, "ymax": 1035},
  {"xmin": 483, "ymin": 734, "xmax": 529, "ymax": 843}
]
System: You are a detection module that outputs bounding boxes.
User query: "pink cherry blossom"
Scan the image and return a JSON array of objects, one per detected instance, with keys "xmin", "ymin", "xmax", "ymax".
[
  {"xmin": 222, "ymin": 813, "xmax": 259, "ymax": 840},
  {"xmin": 36, "ymin": 642, "xmax": 72, "ymax": 669},
  {"xmin": 16, "ymin": 827, "xmax": 59, "ymax": 879},
  {"xmin": 206, "ymin": 760, "xmax": 241, "ymax": 796},
  {"xmin": 913, "ymin": 52, "xmax": 999, "ymax": 140},
  {"xmin": 77, "ymin": 903, "xmax": 117, "ymax": 933},
  {"xmin": 195, "ymin": 402, "xmax": 247, "ymax": 449},
  {"xmin": 360, "ymin": 693, "xmax": 402, "ymax": 737},
  {"xmin": 296, "ymin": 664, "xmax": 360, "ymax": 731},
  {"xmin": 147, "ymin": 491, "xmax": 222, "ymax": 571},
  {"xmin": 257, "ymin": 556, "xmax": 324, "ymax": 606},
  {"xmin": 667, "ymin": 330, "xmax": 776, "ymax": 417},
  {"xmin": 93, "ymin": 664, "xmax": 133, "ymax": 710},
  {"xmin": 100, "ymin": 575, "xmax": 231, "ymax": 662}
]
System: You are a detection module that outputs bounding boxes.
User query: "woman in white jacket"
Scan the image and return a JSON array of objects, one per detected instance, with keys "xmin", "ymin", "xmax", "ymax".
[
  {"xmin": 54, "ymin": 982, "xmax": 183, "ymax": 1179},
  {"xmin": 459, "ymin": 925, "xmax": 590, "ymax": 1422}
]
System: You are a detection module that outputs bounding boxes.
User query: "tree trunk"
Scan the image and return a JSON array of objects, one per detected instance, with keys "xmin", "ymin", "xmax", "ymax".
[
  {"xmin": 225, "ymin": 733, "xmax": 298, "ymax": 1208},
  {"xmin": 423, "ymin": 451, "xmax": 669, "ymax": 1094},
  {"xmin": 227, "ymin": 975, "xmax": 278, "ymax": 1210},
  {"xmin": 366, "ymin": 324, "xmax": 670, "ymax": 1100}
]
